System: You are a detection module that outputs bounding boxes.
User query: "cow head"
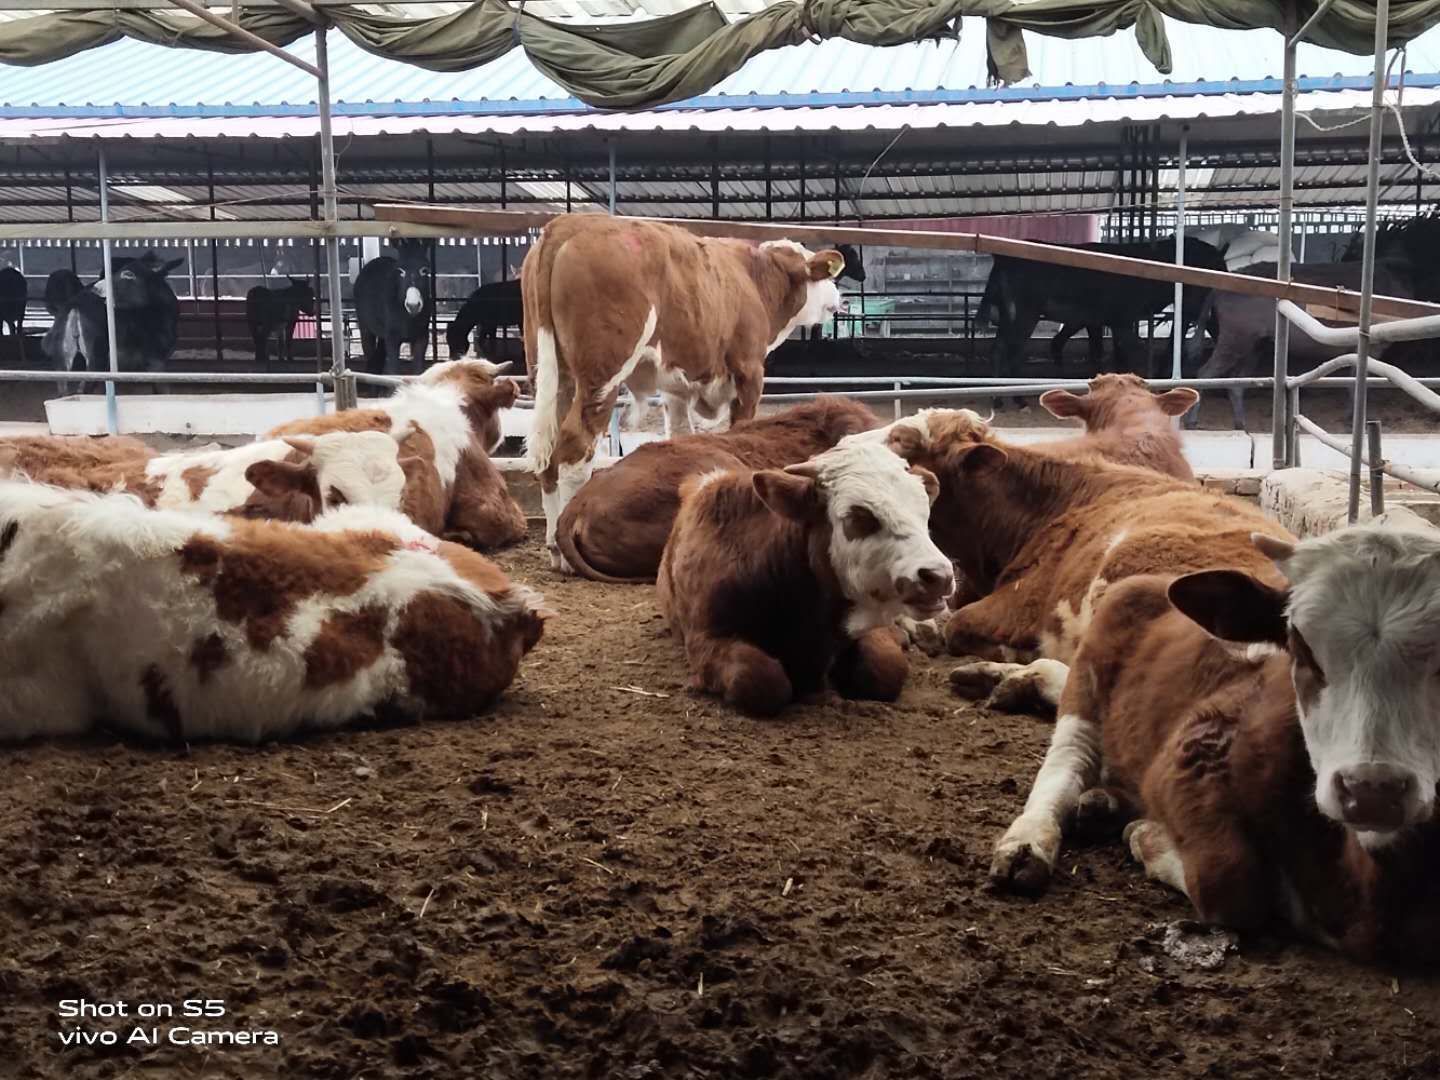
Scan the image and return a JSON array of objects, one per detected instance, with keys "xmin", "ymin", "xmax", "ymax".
[
  {"xmin": 757, "ymin": 239, "xmax": 846, "ymax": 349},
  {"xmin": 1040, "ymin": 374, "xmax": 1199, "ymax": 430},
  {"xmin": 835, "ymin": 244, "xmax": 866, "ymax": 284},
  {"xmin": 243, "ymin": 430, "xmax": 406, "ymax": 523},
  {"xmin": 420, "ymin": 358, "xmax": 518, "ymax": 452},
  {"xmin": 752, "ymin": 441, "xmax": 953, "ymax": 625},
  {"xmin": 391, "ymin": 239, "xmax": 434, "ymax": 317},
  {"xmin": 286, "ymin": 277, "xmax": 318, "ymax": 314},
  {"xmin": 1170, "ymin": 526, "xmax": 1440, "ymax": 849}
]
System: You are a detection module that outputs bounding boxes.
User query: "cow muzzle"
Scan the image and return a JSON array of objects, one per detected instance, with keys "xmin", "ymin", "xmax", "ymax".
[
  {"xmin": 895, "ymin": 563, "xmax": 954, "ymax": 618},
  {"xmin": 1331, "ymin": 764, "xmax": 1423, "ymax": 834},
  {"xmin": 404, "ymin": 286, "xmax": 424, "ymax": 316}
]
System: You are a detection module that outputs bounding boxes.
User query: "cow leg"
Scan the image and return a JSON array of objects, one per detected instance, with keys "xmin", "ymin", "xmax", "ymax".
[
  {"xmin": 1072, "ymin": 786, "xmax": 1140, "ymax": 843},
  {"xmin": 949, "ymin": 658, "xmax": 1069, "ymax": 717},
  {"xmin": 662, "ymin": 391, "xmax": 693, "ymax": 437},
  {"xmin": 1087, "ymin": 325, "xmax": 1104, "ymax": 374},
  {"xmin": 1123, "ymin": 820, "xmax": 1191, "ymax": 896},
  {"xmin": 989, "ymin": 675, "xmax": 1102, "ymax": 894},
  {"xmin": 691, "ymin": 635, "xmax": 793, "ymax": 716},
  {"xmin": 727, "ymin": 370, "xmax": 762, "ymax": 428},
  {"xmin": 1229, "ymin": 385, "xmax": 1247, "ymax": 431},
  {"xmin": 944, "ymin": 591, "xmax": 1040, "ymax": 663},
  {"xmin": 412, "ymin": 334, "xmax": 429, "ymax": 372},
  {"xmin": 1125, "ymin": 812, "xmax": 1268, "ymax": 929},
  {"xmin": 543, "ymin": 383, "xmax": 613, "ymax": 570},
  {"xmin": 831, "ymin": 627, "xmax": 909, "ymax": 702}
]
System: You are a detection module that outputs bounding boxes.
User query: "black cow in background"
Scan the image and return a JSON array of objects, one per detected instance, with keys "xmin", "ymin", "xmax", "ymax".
[
  {"xmin": 0, "ymin": 267, "xmax": 26, "ymax": 355},
  {"xmin": 447, "ymin": 277, "xmax": 521, "ymax": 359},
  {"xmin": 354, "ymin": 239, "xmax": 434, "ymax": 378},
  {"xmin": 44, "ymin": 269, "xmax": 84, "ymax": 318},
  {"xmin": 807, "ymin": 243, "xmax": 865, "ymax": 344},
  {"xmin": 43, "ymin": 253, "xmax": 182, "ymax": 392},
  {"xmin": 246, "ymin": 276, "xmax": 317, "ymax": 369}
]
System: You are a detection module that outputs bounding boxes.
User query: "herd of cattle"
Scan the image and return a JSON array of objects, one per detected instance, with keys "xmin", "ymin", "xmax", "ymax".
[{"xmin": 2, "ymin": 214, "xmax": 1439, "ymax": 968}]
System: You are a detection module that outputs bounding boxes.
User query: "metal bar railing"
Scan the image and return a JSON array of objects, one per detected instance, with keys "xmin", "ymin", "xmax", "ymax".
[
  {"xmin": 0, "ymin": 370, "xmax": 337, "ymax": 385},
  {"xmin": 1294, "ymin": 412, "xmax": 1440, "ymax": 497}
]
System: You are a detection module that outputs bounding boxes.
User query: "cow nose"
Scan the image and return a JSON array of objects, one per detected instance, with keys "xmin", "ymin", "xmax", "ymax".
[
  {"xmin": 917, "ymin": 565, "xmax": 951, "ymax": 597},
  {"xmin": 1333, "ymin": 766, "xmax": 1417, "ymax": 832},
  {"xmin": 897, "ymin": 564, "xmax": 953, "ymax": 608}
]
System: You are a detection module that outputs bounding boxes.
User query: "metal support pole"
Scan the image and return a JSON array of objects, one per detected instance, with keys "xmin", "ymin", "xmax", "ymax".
[
  {"xmin": 1172, "ymin": 125, "xmax": 1188, "ymax": 380},
  {"xmin": 1349, "ymin": 0, "xmax": 1392, "ymax": 524},
  {"xmin": 97, "ymin": 146, "xmax": 120, "ymax": 435},
  {"xmin": 1367, "ymin": 419, "xmax": 1385, "ymax": 516},
  {"xmin": 207, "ymin": 152, "xmax": 221, "ymax": 366},
  {"xmin": 1272, "ymin": 17, "xmax": 1299, "ymax": 469},
  {"xmin": 427, "ymin": 137, "xmax": 438, "ymax": 366},
  {"xmin": 316, "ymin": 26, "xmax": 354, "ymax": 411},
  {"xmin": 608, "ymin": 142, "xmax": 617, "ymax": 215}
]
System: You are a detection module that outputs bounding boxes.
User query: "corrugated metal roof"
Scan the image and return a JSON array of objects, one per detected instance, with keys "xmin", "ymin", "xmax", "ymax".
[{"xmin": 0, "ymin": 15, "xmax": 1437, "ymax": 116}]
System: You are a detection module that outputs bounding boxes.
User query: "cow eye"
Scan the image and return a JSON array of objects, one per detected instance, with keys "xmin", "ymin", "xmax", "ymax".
[
  {"xmin": 842, "ymin": 506, "xmax": 882, "ymax": 541},
  {"xmin": 1288, "ymin": 627, "xmax": 1325, "ymax": 681},
  {"xmin": 326, "ymin": 486, "xmax": 348, "ymax": 507}
]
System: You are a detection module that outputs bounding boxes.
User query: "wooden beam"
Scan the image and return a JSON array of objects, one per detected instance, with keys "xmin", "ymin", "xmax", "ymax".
[
  {"xmin": 372, "ymin": 203, "xmax": 1440, "ymax": 321},
  {"xmin": 0, "ymin": 220, "xmax": 469, "ymax": 241}
]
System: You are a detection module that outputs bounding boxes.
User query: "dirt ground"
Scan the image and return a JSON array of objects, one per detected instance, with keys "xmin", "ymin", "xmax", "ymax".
[{"xmin": 3, "ymin": 530, "xmax": 1438, "ymax": 1080}]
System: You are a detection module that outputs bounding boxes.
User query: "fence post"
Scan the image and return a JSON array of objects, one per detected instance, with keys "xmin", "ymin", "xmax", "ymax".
[
  {"xmin": 1286, "ymin": 384, "xmax": 1301, "ymax": 466},
  {"xmin": 893, "ymin": 381, "xmax": 902, "ymax": 420},
  {"xmin": 1367, "ymin": 419, "xmax": 1385, "ymax": 517}
]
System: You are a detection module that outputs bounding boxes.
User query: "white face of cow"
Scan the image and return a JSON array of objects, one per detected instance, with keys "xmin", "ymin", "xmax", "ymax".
[
  {"xmin": 759, "ymin": 239, "xmax": 847, "ymax": 350},
  {"xmin": 1172, "ymin": 527, "xmax": 1440, "ymax": 850},
  {"xmin": 753, "ymin": 441, "xmax": 954, "ymax": 626},
  {"xmin": 300, "ymin": 430, "xmax": 408, "ymax": 512}
]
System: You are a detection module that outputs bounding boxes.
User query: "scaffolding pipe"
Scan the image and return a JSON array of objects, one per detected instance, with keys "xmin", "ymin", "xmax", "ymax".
[
  {"xmin": 608, "ymin": 142, "xmax": 617, "ymax": 214},
  {"xmin": 1272, "ymin": 14, "xmax": 1298, "ymax": 469},
  {"xmin": 1349, "ymin": 0, "xmax": 1392, "ymax": 524},
  {"xmin": 1172, "ymin": 125, "xmax": 1188, "ymax": 380},
  {"xmin": 166, "ymin": 0, "xmax": 321, "ymax": 77},
  {"xmin": 97, "ymin": 146, "xmax": 120, "ymax": 435},
  {"xmin": 315, "ymin": 27, "xmax": 354, "ymax": 411}
]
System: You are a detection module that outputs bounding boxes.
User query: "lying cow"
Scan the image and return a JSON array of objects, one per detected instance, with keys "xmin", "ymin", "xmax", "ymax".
[
  {"xmin": 989, "ymin": 524, "xmax": 1440, "ymax": 963},
  {"xmin": 1033, "ymin": 373, "xmax": 1199, "ymax": 482},
  {"xmin": 0, "ymin": 431, "xmax": 406, "ymax": 524},
  {"xmin": 0, "ymin": 481, "xmax": 547, "ymax": 743},
  {"xmin": 523, "ymin": 214, "xmax": 845, "ymax": 568},
  {"xmin": 270, "ymin": 358, "xmax": 526, "ymax": 549},
  {"xmin": 556, "ymin": 396, "xmax": 879, "ymax": 581},
  {"xmin": 658, "ymin": 440, "xmax": 953, "ymax": 716}
]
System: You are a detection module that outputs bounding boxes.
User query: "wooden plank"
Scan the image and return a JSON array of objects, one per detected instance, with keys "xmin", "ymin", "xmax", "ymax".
[
  {"xmin": 0, "ymin": 220, "xmax": 469, "ymax": 242},
  {"xmin": 372, "ymin": 203, "xmax": 1440, "ymax": 321}
]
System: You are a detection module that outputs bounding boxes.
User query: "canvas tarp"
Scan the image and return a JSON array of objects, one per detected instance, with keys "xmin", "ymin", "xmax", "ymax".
[{"xmin": 0, "ymin": 0, "xmax": 1437, "ymax": 110}]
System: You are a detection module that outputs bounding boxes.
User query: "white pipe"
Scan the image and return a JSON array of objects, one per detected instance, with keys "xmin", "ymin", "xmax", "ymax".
[
  {"xmin": 98, "ymin": 146, "xmax": 120, "ymax": 435},
  {"xmin": 1172, "ymin": 125, "xmax": 1187, "ymax": 381}
]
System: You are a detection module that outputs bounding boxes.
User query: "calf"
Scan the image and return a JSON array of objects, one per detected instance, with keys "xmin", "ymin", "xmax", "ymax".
[
  {"xmin": 657, "ymin": 440, "xmax": 953, "ymax": 716},
  {"xmin": 0, "ymin": 482, "xmax": 546, "ymax": 743},
  {"xmin": 523, "ymin": 214, "xmax": 845, "ymax": 567},
  {"xmin": 269, "ymin": 358, "xmax": 526, "ymax": 549},
  {"xmin": 989, "ymin": 525, "xmax": 1440, "ymax": 963},
  {"xmin": 1, "ymin": 431, "xmax": 407, "ymax": 524},
  {"xmin": 247, "ymin": 277, "xmax": 317, "ymax": 369},
  {"xmin": 1034, "ymin": 373, "xmax": 1199, "ymax": 482},
  {"xmin": 556, "ymin": 396, "xmax": 879, "ymax": 582}
]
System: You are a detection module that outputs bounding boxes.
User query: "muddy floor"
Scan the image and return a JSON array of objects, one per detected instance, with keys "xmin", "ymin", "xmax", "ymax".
[{"xmin": 2, "ymin": 531, "xmax": 1438, "ymax": 1080}]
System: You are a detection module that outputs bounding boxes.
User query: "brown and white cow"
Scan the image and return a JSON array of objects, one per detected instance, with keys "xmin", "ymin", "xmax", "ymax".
[
  {"xmin": 657, "ymin": 440, "xmax": 953, "ymax": 716},
  {"xmin": 0, "ymin": 481, "xmax": 547, "ymax": 743},
  {"xmin": 988, "ymin": 525, "xmax": 1440, "ymax": 964},
  {"xmin": 556, "ymin": 396, "xmax": 879, "ymax": 582},
  {"xmin": 1034, "ymin": 373, "xmax": 1199, "ymax": 482},
  {"xmin": 0, "ymin": 431, "xmax": 407, "ymax": 524},
  {"xmin": 270, "ymin": 358, "xmax": 527, "ymax": 549},
  {"xmin": 522, "ymin": 214, "xmax": 846, "ymax": 567}
]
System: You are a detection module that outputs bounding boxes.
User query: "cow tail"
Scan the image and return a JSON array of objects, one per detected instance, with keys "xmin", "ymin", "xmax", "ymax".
[{"xmin": 522, "ymin": 234, "xmax": 563, "ymax": 475}]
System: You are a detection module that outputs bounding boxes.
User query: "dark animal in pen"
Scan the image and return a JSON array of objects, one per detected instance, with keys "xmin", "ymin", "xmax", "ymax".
[
  {"xmin": 42, "ymin": 253, "xmax": 183, "ymax": 394},
  {"xmin": 44, "ymin": 269, "xmax": 84, "ymax": 318},
  {"xmin": 1185, "ymin": 258, "xmax": 1419, "ymax": 432},
  {"xmin": 447, "ymin": 278, "xmax": 522, "ymax": 359},
  {"xmin": 978, "ymin": 237, "xmax": 1228, "ymax": 384},
  {"xmin": 354, "ymin": 239, "xmax": 434, "ymax": 380},
  {"xmin": 246, "ymin": 277, "xmax": 317, "ymax": 369},
  {"xmin": 807, "ymin": 243, "xmax": 865, "ymax": 344},
  {"xmin": 0, "ymin": 267, "xmax": 26, "ymax": 357}
]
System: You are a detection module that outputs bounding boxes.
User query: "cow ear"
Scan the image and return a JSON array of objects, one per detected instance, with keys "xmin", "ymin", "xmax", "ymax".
[
  {"xmin": 161, "ymin": 258, "xmax": 185, "ymax": 275},
  {"xmin": 808, "ymin": 250, "xmax": 845, "ymax": 281},
  {"xmin": 244, "ymin": 459, "xmax": 321, "ymax": 520},
  {"xmin": 1155, "ymin": 387, "xmax": 1201, "ymax": 417},
  {"xmin": 910, "ymin": 465, "xmax": 940, "ymax": 504},
  {"xmin": 1252, "ymin": 531, "xmax": 1297, "ymax": 566},
  {"xmin": 885, "ymin": 424, "xmax": 927, "ymax": 461},
  {"xmin": 1168, "ymin": 570, "xmax": 1289, "ymax": 645},
  {"xmin": 1039, "ymin": 389, "xmax": 1086, "ymax": 419},
  {"xmin": 956, "ymin": 443, "xmax": 1006, "ymax": 476},
  {"xmin": 282, "ymin": 436, "xmax": 315, "ymax": 456},
  {"xmin": 473, "ymin": 379, "xmax": 519, "ymax": 411},
  {"xmin": 753, "ymin": 470, "xmax": 822, "ymax": 522}
]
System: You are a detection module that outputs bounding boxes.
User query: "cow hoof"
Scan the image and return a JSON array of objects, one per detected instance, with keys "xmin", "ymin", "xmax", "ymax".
[
  {"xmin": 1074, "ymin": 788, "xmax": 1129, "ymax": 843},
  {"xmin": 949, "ymin": 661, "xmax": 1005, "ymax": 701},
  {"xmin": 898, "ymin": 615, "xmax": 947, "ymax": 657},
  {"xmin": 1123, "ymin": 819, "xmax": 1164, "ymax": 863},
  {"xmin": 547, "ymin": 546, "xmax": 574, "ymax": 573},
  {"xmin": 989, "ymin": 835, "xmax": 1057, "ymax": 895}
]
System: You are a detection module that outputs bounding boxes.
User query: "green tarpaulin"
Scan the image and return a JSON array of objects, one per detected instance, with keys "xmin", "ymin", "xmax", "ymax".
[{"xmin": 0, "ymin": 0, "xmax": 1436, "ymax": 110}]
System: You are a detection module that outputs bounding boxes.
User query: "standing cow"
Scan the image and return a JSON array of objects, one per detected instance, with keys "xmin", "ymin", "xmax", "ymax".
[
  {"xmin": 44, "ymin": 269, "xmax": 83, "ymax": 318},
  {"xmin": 807, "ymin": 243, "xmax": 864, "ymax": 344},
  {"xmin": 246, "ymin": 277, "xmax": 317, "ymax": 369},
  {"xmin": 42, "ymin": 253, "xmax": 183, "ymax": 392},
  {"xmin": 522, "ymin": 214, "xmax": 845, "ymax": 569},
  {"xmin": 354, "ymin": 239, "xmax": 434, "ymax": 378},
  {"xmin": 447, "ymin": 278, "xmax": 522, "ymax": 359},
  {"xmin": 0, "ymin": 266, "xmax": 26, "ymax": 354}
]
